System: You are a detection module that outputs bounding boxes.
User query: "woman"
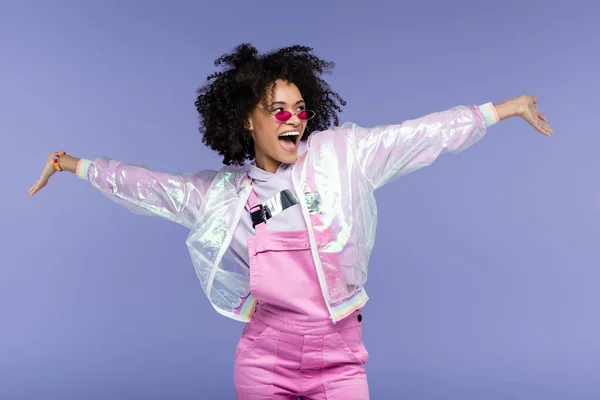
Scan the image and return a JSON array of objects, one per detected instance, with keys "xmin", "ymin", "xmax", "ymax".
[{"xmin": 29, "ymin": 43, "xmax": 552, "ymax": 399}]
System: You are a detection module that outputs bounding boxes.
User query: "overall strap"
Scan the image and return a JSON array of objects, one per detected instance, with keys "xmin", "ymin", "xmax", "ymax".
[
  {"xmin": 247, "ymin": 188, "xmax": 268, "ymax": 234},
  {"xmin": 247, "ymin": 187, "xmax": 262, "ymax": 209}
]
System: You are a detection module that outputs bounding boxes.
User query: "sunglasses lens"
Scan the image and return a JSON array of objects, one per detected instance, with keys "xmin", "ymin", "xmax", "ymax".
[
  {"xmin": 298, "ymin": 110, "xmax": 315, "ymax": 120},
  {"xmin": 274, "ymin": 111, "xmax": 291, "ymax": 122}
]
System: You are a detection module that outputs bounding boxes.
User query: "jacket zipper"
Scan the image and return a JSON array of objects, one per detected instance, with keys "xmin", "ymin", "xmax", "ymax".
[{"xmin": 291, "ymin": 168, "xmax": 337, "ymax": 324}]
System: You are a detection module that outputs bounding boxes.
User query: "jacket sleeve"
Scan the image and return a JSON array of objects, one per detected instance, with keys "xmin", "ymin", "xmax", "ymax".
[
  {"xmin": 76, "ymin": 157, "xmax": 217, "ymax": 229},
  {"xmin": 347, "ymin": 103, "xmax": 500, "ymax": 190}
]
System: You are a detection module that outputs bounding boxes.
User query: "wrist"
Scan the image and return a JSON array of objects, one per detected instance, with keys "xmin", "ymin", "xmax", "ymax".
[
  {"xmin": 494, "ymin": 97, "xmax": 523, "ymax": 121},
  {"xmin": 47, "ymin": 153, "xmax": 80, "ymax": 174},
  {"xmin": 59, "ymin": 155, "xmax": 81, "ymax": 173}
]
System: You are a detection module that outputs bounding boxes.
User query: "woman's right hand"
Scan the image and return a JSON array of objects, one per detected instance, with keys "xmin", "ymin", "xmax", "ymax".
[{"xmin": 28, "ymin": 152, "xmax": 61, "ymax": 197}]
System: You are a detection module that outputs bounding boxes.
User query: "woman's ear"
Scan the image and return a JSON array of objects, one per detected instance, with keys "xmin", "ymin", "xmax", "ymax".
[
  {"xmin": 247, "ymin": 114, "xmax": 256, "ymax": 141},
  {"xmin": 247, "ymin": 110, "xmax": 255, "ymax": 130}
]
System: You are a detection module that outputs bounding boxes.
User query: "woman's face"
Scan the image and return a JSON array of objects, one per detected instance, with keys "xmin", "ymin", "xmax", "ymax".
[{"xmin": 248, "ymin": 79, "xmax": 308, "ymax": 173}]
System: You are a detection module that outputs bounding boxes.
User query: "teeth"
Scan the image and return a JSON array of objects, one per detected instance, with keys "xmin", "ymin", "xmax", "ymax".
[{"xmin": 279, "ymin": 131, "xmax": 299, "ymax": 137}]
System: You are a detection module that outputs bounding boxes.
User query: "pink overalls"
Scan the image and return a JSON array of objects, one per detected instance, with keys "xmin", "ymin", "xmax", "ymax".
[{"xmin": 233, "ymin": 188, "xmax": 370, "ymax": 399}]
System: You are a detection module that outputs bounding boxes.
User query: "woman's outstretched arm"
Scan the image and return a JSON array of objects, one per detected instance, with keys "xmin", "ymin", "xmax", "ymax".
[
  {"xmin": 29, "ymin": 153, "xmax": 216, "ymax": 229},
  {"xmin": 343, "ymin": 94, "xmax": 551, "ymax": 190}
]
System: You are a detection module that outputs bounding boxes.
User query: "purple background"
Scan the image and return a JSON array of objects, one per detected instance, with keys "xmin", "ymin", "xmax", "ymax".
[{"xmin": 2, "ymin": 0, "xmax": 599, "ymax": 398}]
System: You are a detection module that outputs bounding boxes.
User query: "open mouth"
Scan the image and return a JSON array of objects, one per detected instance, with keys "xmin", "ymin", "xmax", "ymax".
[{"xmin": 278, "ymin": 131, "xmax": 301, "ymax": 152}]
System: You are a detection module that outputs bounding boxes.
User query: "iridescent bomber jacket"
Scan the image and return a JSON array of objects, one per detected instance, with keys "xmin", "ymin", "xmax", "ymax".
[{"xmin": 76, "ymin": 103, "xmax": 499, "ymax": 323}]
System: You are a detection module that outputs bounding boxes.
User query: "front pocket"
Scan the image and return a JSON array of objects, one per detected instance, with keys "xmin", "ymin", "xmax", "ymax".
[
  {"xmin": 324, "ymin": 380, "xmax": 370, "ymax": 400},
  {"xmin": 248, "ymin": 245, "xmax": 314, "ymax": 307},
  {"xmin": 336, "ymin": 325, "xmax": 369, "ymax": 365},
  {"xmin": 234, "ymin": 384, "xmax": 274, "ymax": 399},
  {"xmin": 235, "ymin": 321, "xmax": 272, "ymax": 362},
  {"xmin": 252, "ymin": 231, "xmax": 312, "ymax": 254}
]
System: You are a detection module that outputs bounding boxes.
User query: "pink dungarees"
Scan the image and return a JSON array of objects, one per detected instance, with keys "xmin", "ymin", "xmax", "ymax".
[{"xmin": 233, "ymin": 188, "xmax": 370, "ymax": 400}]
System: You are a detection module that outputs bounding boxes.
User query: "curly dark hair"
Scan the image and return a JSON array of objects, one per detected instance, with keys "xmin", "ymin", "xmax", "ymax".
[{"xmin": 194, "ymin": 43, "xmax": 347, "ymax": 166}]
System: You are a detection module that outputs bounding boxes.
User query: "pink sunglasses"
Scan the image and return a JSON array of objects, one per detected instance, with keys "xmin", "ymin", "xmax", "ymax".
[{"xmin": 273, "ymin": 109, "xmax": 316, "ymax": 122}]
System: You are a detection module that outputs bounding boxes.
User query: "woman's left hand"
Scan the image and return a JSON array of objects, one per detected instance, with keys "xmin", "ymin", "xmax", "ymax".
[
  {"xmin": 494, "ymin": 94, "xmax": 553, "ymax": 136},
  {"xmin": 517, "ymin": 94, "xmax": 553, "ymax": 136}
]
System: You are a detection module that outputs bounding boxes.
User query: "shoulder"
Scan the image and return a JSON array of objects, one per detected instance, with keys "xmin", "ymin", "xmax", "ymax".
[
  {"xmin": 203, "ymin": 164, "xmax": 250, "ymax": 193},
  {"xmin": 304, "ymin": 122, "xmax": 360, "ymax": 151}
]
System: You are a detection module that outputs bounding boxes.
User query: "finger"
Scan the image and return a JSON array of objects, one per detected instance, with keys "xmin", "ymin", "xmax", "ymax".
[
  {"xmin": 539, "ymin": 121, "xmax": 553, "ymax": 135},
  {"xmin": 28, "ymin": 179, "xmax": 40, "ymax": 191},
  {"xmin": 29, "ymin": 182, "xmax": 40, "ymax": 196},
  {"xmin": 533, "ymin": 95, "xmax": 539, "ymax": 103},
  {"xmin": 538, "ymin": 126, "xmax": 550, "ymax": 136},
  {"xmin": 538, "ymin": 119, "xmax": 549, "ymax": 130},
  {"xmin": 29, "ymin": 179, "xmax": 47, "ymax": 196},
  {"xmin": 538, "ymin": 112, "xmax": 547, "ymax": 122}
]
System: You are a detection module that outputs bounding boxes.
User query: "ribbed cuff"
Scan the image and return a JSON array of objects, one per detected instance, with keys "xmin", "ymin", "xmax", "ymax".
[
  {"xmin": 76, "ymin": 159, "xmax": 92, "ymax": 180},
  {"xmin": 478, "ymin": 102, "xmax": 500, "ymax": 127}
]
